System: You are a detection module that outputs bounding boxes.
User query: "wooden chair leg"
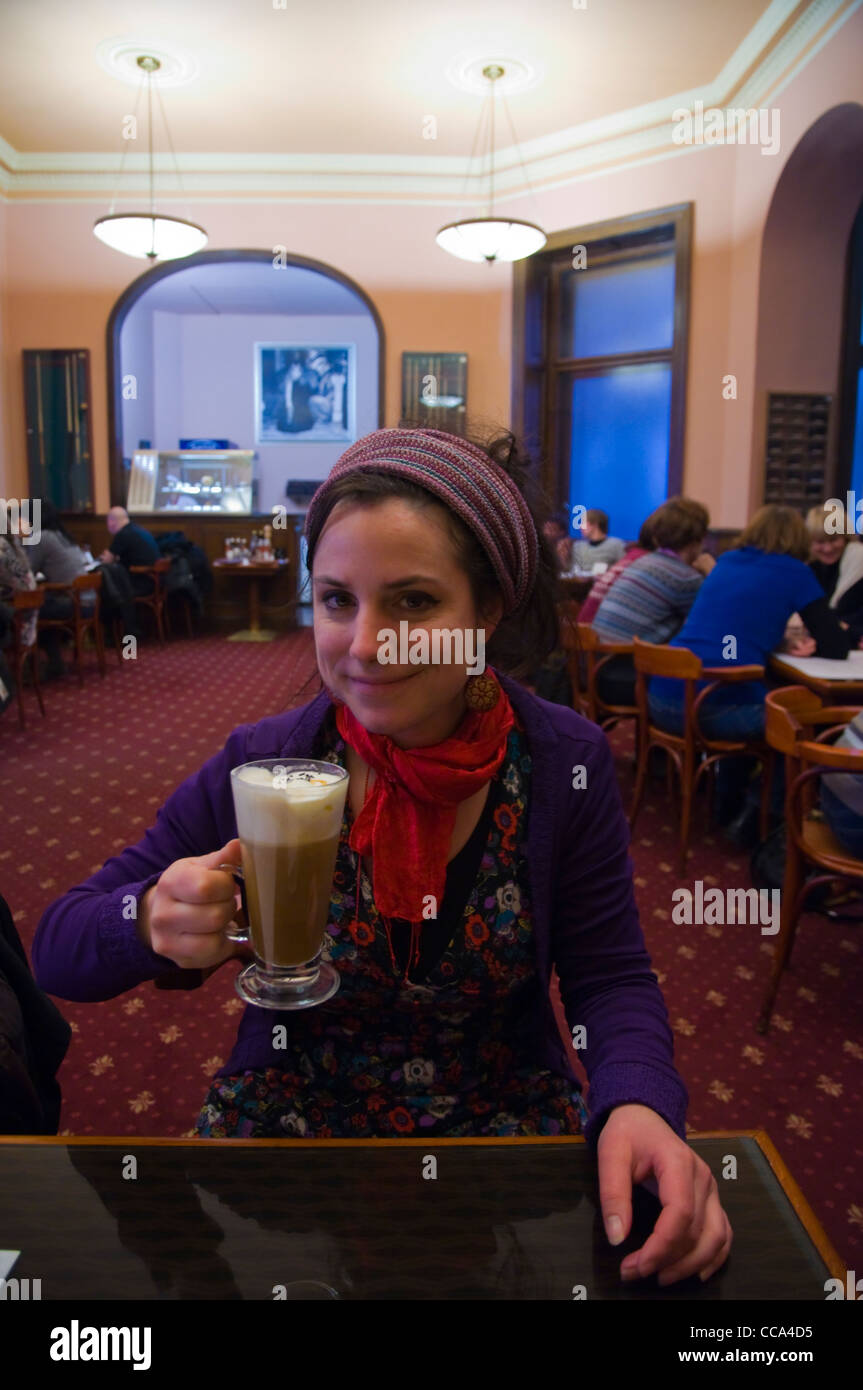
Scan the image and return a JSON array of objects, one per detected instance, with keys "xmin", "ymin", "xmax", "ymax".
[
  {"xmin": 757, "ymin": 836, "xmax": 805, "ymax": 1033},
  {"xmin": 112, "ymin": 617, "xmax": 124, "ymax": 665},
  {"xmin": 678, "ymin": 753, "xmax": 695, "ymax": 874},
  {"xmin": 184, "ymin": 599, "xmax": 193, "ymax": 639},
  {"xmin": 758, "ymin": 749, "xmax": 774, "ymax": 843},
  {"xmin": 29, "ymin": 646, "xmax": 46, "ymax": 717}
]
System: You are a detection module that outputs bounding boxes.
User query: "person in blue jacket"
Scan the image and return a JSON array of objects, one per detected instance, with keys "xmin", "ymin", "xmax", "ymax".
[{"xmin": 648, "ymin": 505, "xmax": 853, "ymax": 839}]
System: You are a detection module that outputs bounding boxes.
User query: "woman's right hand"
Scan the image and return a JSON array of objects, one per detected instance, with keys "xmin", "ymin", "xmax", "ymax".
[{"xmin": 137, "ymin": 838, "xmax": 249, "ymax": 970}]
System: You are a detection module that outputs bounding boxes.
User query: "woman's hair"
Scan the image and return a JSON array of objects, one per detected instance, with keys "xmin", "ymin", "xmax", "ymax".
[
  {"xmin": 646, "ymin": 497, "xmax": 709, "ymax": 552},
  {"xmin": 734, "ymin": 504, "xmax": 810, "ymax": 561},
  {"xmin": 302, "ymin": 427, "xmax": 561, "ymax": 681},
  {"xmin": 39, "ymin": 501, "xmax": 76, "ymax": 544},
  {"xmin": 805, "ymin": 503, "xmax": 847, "ymax": 543}
]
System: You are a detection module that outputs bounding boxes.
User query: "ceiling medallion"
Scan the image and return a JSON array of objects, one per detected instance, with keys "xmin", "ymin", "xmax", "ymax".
[
  {"xmin": 95, "ymin": 37, "xmax": 199, "ymax": 88},
  {"xmin": 445, "ymin": 52, "xmax": 541, "ymax": 97}
]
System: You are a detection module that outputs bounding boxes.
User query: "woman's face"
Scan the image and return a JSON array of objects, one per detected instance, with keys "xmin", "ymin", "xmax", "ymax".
[
  {"xmin": 810, "ymin": 533, "xmax": 846, "ymax": 566},
  {"xmin": 312, "ymin": 497, "xmax": 501, "ymax": 748}
]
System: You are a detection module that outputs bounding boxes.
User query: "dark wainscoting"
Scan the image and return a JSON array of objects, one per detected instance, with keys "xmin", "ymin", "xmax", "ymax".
[{"xmin": 60, "ymin": 513, "xmax": 301, "ymax": 633}]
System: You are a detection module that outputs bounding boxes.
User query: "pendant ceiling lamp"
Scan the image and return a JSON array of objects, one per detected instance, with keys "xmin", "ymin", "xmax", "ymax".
[
  {"xmin": 436, "ymin": 63, "xmax": 546, "ymax": 264},
  {"xmin": 93, "ymin": 55, "xmax": 207, "ymax": 261}
]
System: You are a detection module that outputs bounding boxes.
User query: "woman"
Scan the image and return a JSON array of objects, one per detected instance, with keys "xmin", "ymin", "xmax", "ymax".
[
  {"xmin": 0, "ymin": 506, "xmax": 38, "ymax": 651},
  {"xmin": 25, "ymin": 501, "xmax": 95, "ymax": 677},
  {"xmin": 577, "ymin": 514, "xmax": 656, "ymax": 626},
  {"xmin": 648, "ymin": 504, "xmax": 852, "ymax": 833},
  {"xmin": 592, "ymin": 498, "xmax": 711, "ymax": 706},
  {"xmin": 805, "ymin": 504, "xmax": 863, "ymax": 643},
  {"xmin": 34, "ymin": 426, "xmax": 731, "ymax": 1286}
]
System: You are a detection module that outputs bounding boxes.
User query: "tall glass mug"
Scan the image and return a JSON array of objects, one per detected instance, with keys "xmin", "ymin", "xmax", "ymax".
[{"xmin": 221, "ymin": 759, "xmax": 349, "ymax": 1010}]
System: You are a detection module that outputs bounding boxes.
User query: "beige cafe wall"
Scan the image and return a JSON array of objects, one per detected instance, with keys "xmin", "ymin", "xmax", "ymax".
[{"xmin": 1, "ymin": 3, "xmax": 862, "ymax": 528}]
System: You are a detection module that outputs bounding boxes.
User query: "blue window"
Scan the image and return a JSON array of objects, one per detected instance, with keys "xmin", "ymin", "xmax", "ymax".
[{"xmin": 568, "ymin": 366, "xmax": 672, "ymax": 542}]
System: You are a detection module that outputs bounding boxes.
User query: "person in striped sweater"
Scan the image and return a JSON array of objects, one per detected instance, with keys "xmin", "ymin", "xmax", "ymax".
[{"xmin": 590, "ymin": 498, "xmax": 712, "ymax": 705}]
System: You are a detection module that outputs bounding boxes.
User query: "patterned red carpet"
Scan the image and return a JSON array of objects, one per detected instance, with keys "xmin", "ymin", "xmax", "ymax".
[{"xmin": 1, "ymin": 630, "xmax": 861, "ymax": 1270}]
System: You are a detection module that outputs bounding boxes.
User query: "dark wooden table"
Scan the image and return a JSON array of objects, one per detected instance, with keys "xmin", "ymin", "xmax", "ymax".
[
  {"xmin": 770, "ymin": 652, "xmax": 863, "ymax": 700},
  {"xmin": 212, "ymin": 558, "xmax": 289, "ymax": 642},
  {"xmin": 0, "ymin": 1131, "xmax": 843, "ymax": 1300}
]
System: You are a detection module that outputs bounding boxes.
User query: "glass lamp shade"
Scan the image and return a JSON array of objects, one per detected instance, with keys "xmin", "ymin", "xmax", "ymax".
[
  {"xmin": 435, "ymin": 217, "xmax": 547, "ymax": 263},
  {"xmin": 93, "ymin": 213, "xmax": 208, "ymax": 261}
]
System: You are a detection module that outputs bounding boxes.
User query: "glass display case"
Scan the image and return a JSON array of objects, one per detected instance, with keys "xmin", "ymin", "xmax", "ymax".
[{"xmin": 127, "ymin": 450, "xmax": 255, "ymax": 514}]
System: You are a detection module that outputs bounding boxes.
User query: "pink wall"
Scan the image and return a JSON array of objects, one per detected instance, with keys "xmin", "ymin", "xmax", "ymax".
[
  {"xmin": 2, "ymin": 5, "xmax": 863, "ymax": 525},
  {"xmin": 0, "ymin": 196, "xmax": 9, "ymax": 496},
  {"xmin": 751, "ymin": 102, "xmax": 863, "ymax": 513}
]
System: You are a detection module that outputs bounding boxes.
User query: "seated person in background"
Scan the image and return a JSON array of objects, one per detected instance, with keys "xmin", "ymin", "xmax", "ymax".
[
  {"xmin": 648, "ymin": 504, "xmax": 852, "ymax": 835},
  {"xmin": 25, "ymin": 501, "xmax": 96, "ymax": 678},
  {"xmin": 0, "ymin": 507, "xmax": 38, "ymax": 651},
  {"xmin": 561, "ymin": 508, "xmax": 625, "ymax": 576},
  {"xmin": 820, "ymin": 711, "xmax": 863, "ymax": 858},
  {"xmin": 542, "ymin": 510, "xmax": 574, "ymax": 573},
  {"xmin": 578, "ymin": 516, "xmax": 656, "ymax": 624},
  {"xmin": 100, "ymin": 507, "xmax": 159, "ymax": 596},
  {"xmin": 805, "ymin": 504, "xmax": 863, "ymax": 643},
  {"xmin": 590, "ymin": 498, "xmax": 710, "ymax": 706}
]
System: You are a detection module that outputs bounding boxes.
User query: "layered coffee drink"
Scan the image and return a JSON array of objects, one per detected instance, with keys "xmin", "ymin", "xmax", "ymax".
[{"xmin": 231, "ymin": 764, "xmax": 348, "ymax": 969}]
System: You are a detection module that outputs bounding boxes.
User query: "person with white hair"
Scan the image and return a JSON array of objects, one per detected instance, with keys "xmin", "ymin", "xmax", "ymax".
[{"xmin": 806, "ymin": 503, "xmax": 863, "ymax": 641}]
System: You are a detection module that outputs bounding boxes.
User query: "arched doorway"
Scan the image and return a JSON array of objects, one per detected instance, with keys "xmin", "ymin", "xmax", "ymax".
[
  {"xmin": 751, "ymin": 103, "xmax": 863, "ymax": 514},
  {"xmin": 106, "ymin": 249, "xmax": 385, "ymax": 508}
]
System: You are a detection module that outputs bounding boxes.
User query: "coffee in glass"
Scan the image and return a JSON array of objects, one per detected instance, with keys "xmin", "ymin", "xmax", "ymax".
[{"xmin": 223, "ymin": 758, "xmax": 349, "ymax": 1010}]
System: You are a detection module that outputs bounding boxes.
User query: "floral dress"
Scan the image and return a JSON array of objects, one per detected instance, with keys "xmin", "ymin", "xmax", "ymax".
[{"xmin": 195, "ymin": 706, "xmax": 588, "ymax": 1138}]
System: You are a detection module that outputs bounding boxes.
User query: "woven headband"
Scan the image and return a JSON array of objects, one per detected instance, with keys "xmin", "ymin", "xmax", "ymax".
[{"xmin": 302, "ymin": 427, "xmax": 539, "ymax": 614}]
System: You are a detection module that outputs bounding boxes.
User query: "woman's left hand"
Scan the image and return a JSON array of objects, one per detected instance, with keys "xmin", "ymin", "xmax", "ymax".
[{"xmin": 597, "ymin": 1103, "xmax": 732, "ymax": 1286}]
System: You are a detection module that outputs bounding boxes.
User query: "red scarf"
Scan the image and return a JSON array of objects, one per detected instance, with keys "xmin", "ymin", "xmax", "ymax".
[{"xmin": 333, "ymin": 670, "xmax": 514, "ymax": 949}]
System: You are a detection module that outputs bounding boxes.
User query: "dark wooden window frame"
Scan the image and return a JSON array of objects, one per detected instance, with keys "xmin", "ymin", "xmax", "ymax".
[
  {"xmin": 511, "ymin": 203, "xmax": 692, "ymax": 511},
  {"xmin": 836, "ymin": 197, "xmax": 863, "ymax": 495},
  {"xmin": 106, "ymin": 248, "xmax": 387, "ymax": 508}
]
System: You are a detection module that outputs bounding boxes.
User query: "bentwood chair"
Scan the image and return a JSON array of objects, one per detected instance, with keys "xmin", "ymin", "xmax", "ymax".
[
  {"xmin": 38, "ymin": 572, "xmax": 106, "ymax": 685},
  {"xmin": 128, "ymin": 557, "xmax": 171, "ymax": 644},
  {"xmin": 575, "ymin": 622, "xmax": 638, "ymax": 742},
  {"xmin": 630, "ymin": 638, "xmax": 774, "ymax": 872},
  {"xmin": 10, "ymin": 588, "xmax": 46, "ymax": 729},
  {"xmin": 758, "ymin": 686, "xmax": 863, "ymax": 1032}
]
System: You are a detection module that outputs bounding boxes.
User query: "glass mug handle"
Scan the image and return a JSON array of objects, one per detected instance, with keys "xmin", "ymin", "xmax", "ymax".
[{"xmin": 218, "ymin": 862, "xmax": 249, "ymax": 944}]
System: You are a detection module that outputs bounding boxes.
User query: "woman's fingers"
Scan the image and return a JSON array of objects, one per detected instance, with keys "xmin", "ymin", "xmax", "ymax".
[
  {"xmin": 620, "ymin": 1150, "xmax": 697, "ymax": 1279},
  {"xmin": 657, "ymin": 1198, "xmax": 733, "ymax": 1287}
]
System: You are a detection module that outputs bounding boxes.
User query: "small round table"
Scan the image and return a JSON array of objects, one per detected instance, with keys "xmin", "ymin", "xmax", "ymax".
[{"xmin": 213, "ymin": 558, "xmax": 289, "ymax": 642}]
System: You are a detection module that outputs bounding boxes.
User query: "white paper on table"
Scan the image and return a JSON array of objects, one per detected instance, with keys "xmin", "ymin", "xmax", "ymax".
[
  {"xmin": 773, "ymin": 650, "xmax": 863, "ymax": 681},
  {"xmin": 0, "ymin": 1251, "xmax": 20, "ymax": 1279}
]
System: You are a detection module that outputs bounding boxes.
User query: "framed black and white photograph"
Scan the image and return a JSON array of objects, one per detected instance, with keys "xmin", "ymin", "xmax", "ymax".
[{"xmin": 255, "ymin": 343, "xmax": 355, "ymax": 444}]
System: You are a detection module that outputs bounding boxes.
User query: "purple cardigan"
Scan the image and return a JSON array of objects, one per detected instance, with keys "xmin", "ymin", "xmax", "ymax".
[{"xmin": 32, "ymin": 674, "xmax": 688, "ymax": 1147}]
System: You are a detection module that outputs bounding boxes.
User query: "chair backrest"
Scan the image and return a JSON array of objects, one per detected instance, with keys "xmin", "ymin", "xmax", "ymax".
[
  {"xmin": 12, "ymin": 589, "xmax": 44, "ymax": 614},
  {"xmin": 558, "ymin": 600, "xmax": 580, "ymax": 652},
  {"xmin": 555, "ymin": 603, "xmax": 590, "ymax": 716},
  {"xmin": 764, "ymin": 686, "xmax": 821, "ymax": 756},
  {"xmin": 72, "ymin": 571, "xmax": 101, "ymax": 591},
  {"xmin": 631, "ymin": 636, "xmax": 701, "ymax": 679},
  {"xmin": 576, "ymin": 622, "xmax": 599, "ymax": 652}
]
